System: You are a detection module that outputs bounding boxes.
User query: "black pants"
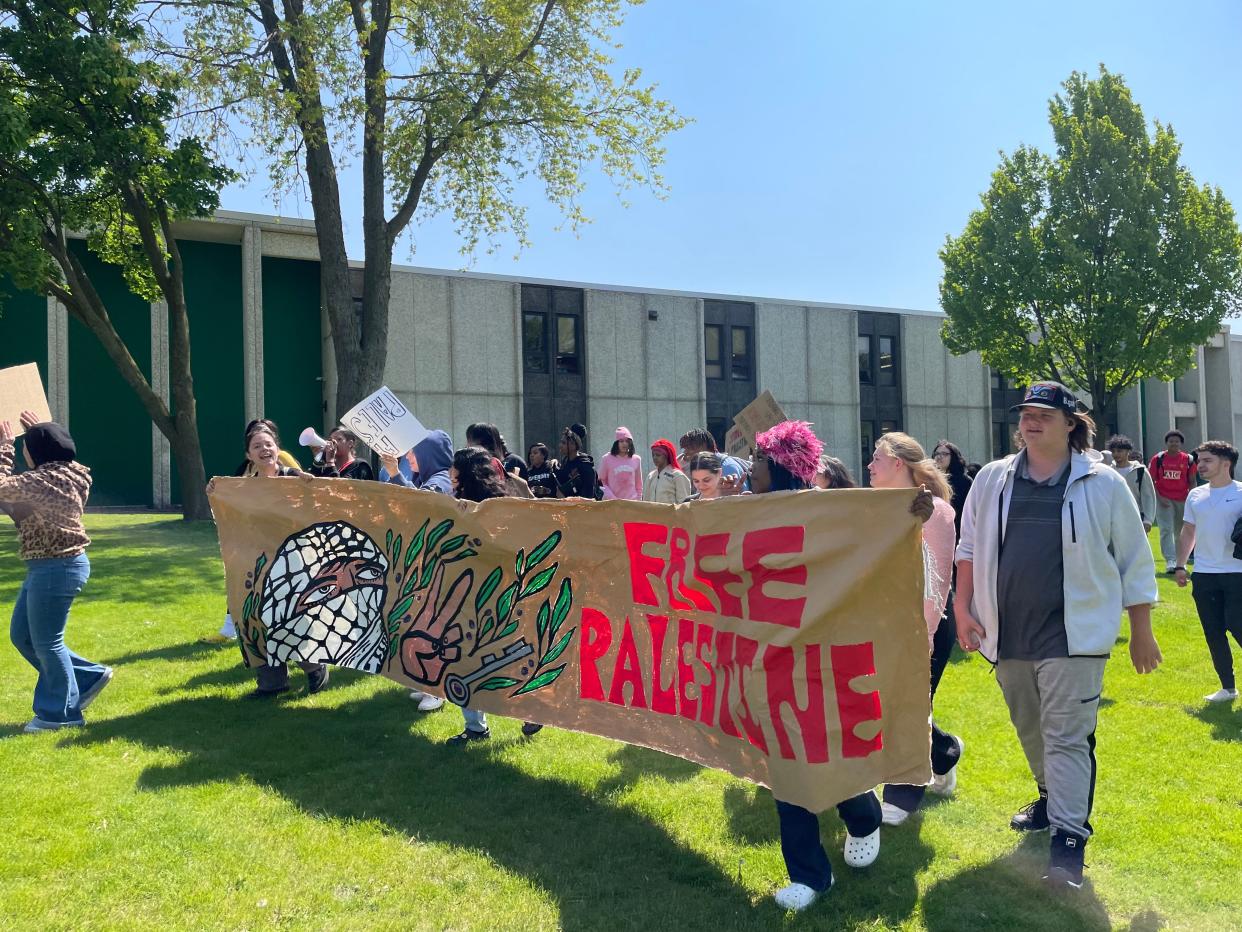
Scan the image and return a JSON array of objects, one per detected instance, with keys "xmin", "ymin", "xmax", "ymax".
[
  {"xmin": 1191, "ymin": 572, "xmax": 1242, "ymax": 690},
  {"xmin": 776, "ymin": 791, "xmax": 881, "ymax": 891},
  {"xmin": 256, "ymin": 660, "xmax": 324, "ymax": 692},
  {"xmin": 883, "ymin": 594, "xmax": 962, "ymax": 812}
]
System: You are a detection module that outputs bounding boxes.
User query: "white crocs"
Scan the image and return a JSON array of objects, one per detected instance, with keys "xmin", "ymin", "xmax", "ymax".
[
  {"xmin": 843, "ymin": 827, "xmax": 881, "ymax": 868},
  {"xmin": 417, "ymin": 694, "xmax": 445, "ymax": 712},
  {"xmin": 774, "ymin": 879, "xmax": 829, "ymax": 911},
  {"xmin": 880, "ymin": 801, "xmax": 911, "ymax": 826}
]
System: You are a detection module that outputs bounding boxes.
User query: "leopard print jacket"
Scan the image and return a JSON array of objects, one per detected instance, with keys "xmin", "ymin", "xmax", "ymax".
[{"xmin": 0, "ymin": 442, "xmax": 92, "ymax": 561}]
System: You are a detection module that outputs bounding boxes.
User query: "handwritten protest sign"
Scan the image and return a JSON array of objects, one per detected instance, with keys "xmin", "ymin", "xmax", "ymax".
[
  {"xmin": 725, "ymin": 424, "xmax": 750, "ymax": 459},
  {"xmin": 340, "ymin": 386, "xmax": 427, "ymax": 457},
  {"xmin": 0, "ymin": 363, "xmax": 53, "ymax": 438},
  {"xmin": 210, "ymin": 480, "xmax": 931, "ymax": 812},
  {"xmin": 732, "ymin": 390, "xmax": 788, "ymax": 448}
]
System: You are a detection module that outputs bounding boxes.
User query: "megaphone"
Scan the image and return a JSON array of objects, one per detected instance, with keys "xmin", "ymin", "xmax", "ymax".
[{"xmin": 299, "ymin": 427, "xmax": 328, "ymax": 448}]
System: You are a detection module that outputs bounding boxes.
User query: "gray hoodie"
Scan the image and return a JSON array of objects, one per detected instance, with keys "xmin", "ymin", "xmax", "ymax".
[{"xmin": 956, "ymin": 447, "xmax": 1158, "ymax": 662}]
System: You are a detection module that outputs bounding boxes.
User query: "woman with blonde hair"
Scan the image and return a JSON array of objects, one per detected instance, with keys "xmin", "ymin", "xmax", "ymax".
[{"xmin": 867, "ymin": 431, "xmax": 964, "ymax": 825}]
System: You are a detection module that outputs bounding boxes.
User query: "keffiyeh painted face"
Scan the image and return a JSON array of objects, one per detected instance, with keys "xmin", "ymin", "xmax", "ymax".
[{"xmin": 260, "ymin": 522, "xmax": 390, "ymax": 672}]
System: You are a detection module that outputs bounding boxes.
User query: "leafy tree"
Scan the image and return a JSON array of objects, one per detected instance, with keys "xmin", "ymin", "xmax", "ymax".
[
  {"xmin": 0, "ymin": 0, "xmax": 233, "ymax": 519},
  {"xmin": 161, "ymin": 0, "xmax": 687, "ymax": 417},
  {"xmin": 940, "ymin": 66, "xmax": 1242, "ymax": 439}
]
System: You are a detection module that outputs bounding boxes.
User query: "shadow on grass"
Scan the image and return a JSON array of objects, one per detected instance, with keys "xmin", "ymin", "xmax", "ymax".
[
  {"xmin": 62, "ymin": 692, "xmax": 765, "ymax": 929},
  {"xmin": 71, "ymin": 521, "xmax": 224, "ymax": 605},
  {"xmin": 99, "ymin": 639, "xmax": 222, "ymax": 667},
  {"xmin": 595, "ymin": 742, "xmax": 703, "ymax": 797},
  {"xmin": 1188, "ymin": 702, "xmax": 1242, "ymax": 743},
  {"xmin": 921, "ymin": 832, "xmax": 1111, "ymax": 932}
]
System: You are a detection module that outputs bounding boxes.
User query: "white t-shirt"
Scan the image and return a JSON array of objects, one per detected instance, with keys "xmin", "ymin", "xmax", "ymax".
[{"xmin": 1183, "ymin": 481, "xmax": 1242, "ymax": 573}]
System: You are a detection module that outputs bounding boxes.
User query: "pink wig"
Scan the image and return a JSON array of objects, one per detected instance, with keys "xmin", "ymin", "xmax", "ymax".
[{"xmin": 755, "ymin": 420, "xmax": 824, "ymax": 486}]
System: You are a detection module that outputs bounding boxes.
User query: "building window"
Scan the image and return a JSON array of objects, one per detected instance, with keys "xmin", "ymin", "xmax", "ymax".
[
  {"xmin": 705, "ymin": 324, "xmax": 724, "ymax": 380},
  {"xmin": 707, "ymin": 416, "xmax": 730, "ymax": 451},
  {"xmin": 523, "ymin": 312, "xmax": 548, "ymax": 373},
  {"xmin": 556, "ymin": 314, "xmax": 580, "ymax": 374},
  {"xmin": 731, "ymin": 326, "xmax": 752, "ymax": 380},
  {"xmin": 878, "ymin": 335, "xmax": 896, "ymax": 386},
  {"xmin": 858, "ymin": 335, "xmax": 873, "ymax": 385}
]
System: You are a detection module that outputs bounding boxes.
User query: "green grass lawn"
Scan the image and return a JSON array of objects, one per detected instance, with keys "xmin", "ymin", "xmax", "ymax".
[{"xmin": 1, "ymin": 514, "xmax": 1239, "ymax": 930}]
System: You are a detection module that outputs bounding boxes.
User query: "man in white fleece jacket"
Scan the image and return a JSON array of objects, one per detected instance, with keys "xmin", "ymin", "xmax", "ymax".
[{"xmin": 955, "ymin": 381, "xmax": 1162, "ymax": 892}]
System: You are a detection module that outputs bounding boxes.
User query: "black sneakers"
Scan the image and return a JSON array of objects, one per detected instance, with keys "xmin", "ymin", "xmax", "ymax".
[
  {"xmin": 521, "ymin": 722, "xmax": 544, "ymax": 737},
  {"xmin": 1043, "ymin": 831, "xmax": 1086, "ymax": 890},
  {"xmin": 306, "ymin": 665, "xmax": 331, "ymax": 694},
  {"xmin": 447, "ymin": 727, "xmax": 491, "ymax": 745},
  {"xmin": 1010, "ymin": 794, "xmax": 1051, "ymax": 832}
]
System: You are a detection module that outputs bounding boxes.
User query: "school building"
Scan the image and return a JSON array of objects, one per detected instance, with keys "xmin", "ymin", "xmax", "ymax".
[{"xmin": 2, "ymin": 209, "xmax": 1239, "ymax": 507}]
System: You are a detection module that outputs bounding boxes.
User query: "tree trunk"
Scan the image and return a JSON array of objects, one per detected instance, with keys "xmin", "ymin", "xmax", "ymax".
[
  {"xmin": 1089, "ymin": 385, "xmax": 1115, "ymax": 450},
  {"xmin": 165, "ymin": 270, "xmax": 211, "ymax": 520}
]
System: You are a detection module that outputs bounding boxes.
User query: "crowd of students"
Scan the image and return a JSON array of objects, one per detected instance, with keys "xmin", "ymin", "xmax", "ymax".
[{"xmin": 4, "ymin": 380, "xmax": 1242, "ymax": 913}]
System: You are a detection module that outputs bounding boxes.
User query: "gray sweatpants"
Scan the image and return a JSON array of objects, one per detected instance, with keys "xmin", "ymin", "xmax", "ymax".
[
  {"xmin": 1156, "ymin": 495, "xmax": 1185, "ymax": 566},
  {"xmin": 995, "ymin": 656, "xmax": 1107, "ymax": 839}
]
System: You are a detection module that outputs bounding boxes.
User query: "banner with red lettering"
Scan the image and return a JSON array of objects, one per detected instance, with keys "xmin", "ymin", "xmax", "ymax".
[{"xmin": 209, "ymin": 479, "xmax": 932, "ymax": 811}]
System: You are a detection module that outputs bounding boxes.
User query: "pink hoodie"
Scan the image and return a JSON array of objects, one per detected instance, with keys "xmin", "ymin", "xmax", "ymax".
[{"xmin": 599, "ymin": 427, "xmax": 643, "ymax": 500}]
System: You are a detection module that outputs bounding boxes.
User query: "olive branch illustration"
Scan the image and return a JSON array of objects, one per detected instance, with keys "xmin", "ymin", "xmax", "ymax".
[
  {"xmin": 467, "ymin": 530, "xmax": 576, "ymax": 697},
  {"xmin": 382, "ymin": 518, "xmax": 478, "ymax": 659},
  {"xmin": 239, "ymin": 552, "xmax": 269, "ymax": 665}
]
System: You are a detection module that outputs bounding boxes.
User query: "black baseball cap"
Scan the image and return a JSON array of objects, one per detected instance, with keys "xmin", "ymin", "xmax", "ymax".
[{"xmin": 1010, "ymin": 381, "xmax": 1079, "ymax": 415}]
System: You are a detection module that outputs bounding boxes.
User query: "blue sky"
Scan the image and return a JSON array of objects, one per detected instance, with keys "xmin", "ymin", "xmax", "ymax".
[{"xmin": 219, "ymin": 0, "xmax": 1242, "ymax": 315}]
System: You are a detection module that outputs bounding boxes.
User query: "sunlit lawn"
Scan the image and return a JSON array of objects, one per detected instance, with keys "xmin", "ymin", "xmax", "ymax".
[{"xmin": 0, "ymin": 515, "xmax": 1238, "ymax": 930}]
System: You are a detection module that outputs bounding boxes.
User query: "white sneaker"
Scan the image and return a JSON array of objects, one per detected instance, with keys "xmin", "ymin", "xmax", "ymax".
[
  {"xmin": 417, "ymin": 694, "xmax": 445, "ymax": 712},
  {"xmin": 409, "ymin": 690, "xmax": 425, "ymax": 701},
  {"xmin": 1204, "ymin": 687, "xmax": 1239, "ymax": 703},
  {"xmin": 930, "ymin": 736, "xmax": 964, "ymax": 796},
  {"xmin": 880, "ymin": 802, "xmax": 910, "ymax": 825},
  {"xmin": 843, "ymin": 827, "xmax": 881, "ymax": 868},
  {"xmin": 219, "ymin": 613, "xmax": 238, "ymax": 639},
  {"xmin": 773, "ymin": 879, "xmax": 829, "ymax": 911}
]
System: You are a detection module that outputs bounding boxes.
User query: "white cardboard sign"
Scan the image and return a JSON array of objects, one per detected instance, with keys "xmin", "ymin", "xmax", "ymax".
[{"xmin": 339, "ymin": 387, "xmax": 427, "ymax": 458}]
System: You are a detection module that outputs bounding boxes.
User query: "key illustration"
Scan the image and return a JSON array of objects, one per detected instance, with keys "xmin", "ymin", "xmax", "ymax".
[{"xmin": 444, "ymin": 638, "xmax": 535, "ymax": 706}]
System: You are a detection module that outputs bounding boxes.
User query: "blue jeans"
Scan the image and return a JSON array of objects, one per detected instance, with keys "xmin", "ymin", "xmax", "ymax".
[
  {"xmin": 9, "ymin": 554, "xmax": 106, "ymax": 723},
  {"xmin": 462, "ymin": 707, "xmax": 487, "ymax": 733}
]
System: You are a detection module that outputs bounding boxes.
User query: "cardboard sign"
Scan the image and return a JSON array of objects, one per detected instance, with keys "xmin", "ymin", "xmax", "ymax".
[
  {"xmin": 731, "ymin": 390, "xmax": 788, "ymax": 448},
  {"xmin": 340, "ymin": 386, "xmax": 428, "ymax": 457},
  {"xmin": 210, "ymin": 480, "xmax": 932, "ymax": 813},
  {"xmin": 0, "ymin": 363, "xmax": 53, "ymax": 437},
  {"xmin": 724, "ymin": 424, "xmax": 750, "ymax": 459}
]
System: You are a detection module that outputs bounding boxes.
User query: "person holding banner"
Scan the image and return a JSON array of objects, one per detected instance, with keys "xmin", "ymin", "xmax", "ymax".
[
  {"xmin": 866, "ymin": 432, "xmax": 964, "ymax": 825},
  {"xmin": 233, "ymin": 419, "xmax": 302, "ymax": 477},
  {"xmin": 447, "ymin": 446, "xmax": 543, "ymax": 741},
  {"xmin": 813, "ymin": 454, "xmax": 856, "ymax": 490},
  {"xmin": 1, "ymin": 412, "xmax": 112, "ymax": 733},
  {"xmin": 208, "ymin": 424, "xmax": 328, "ymax": 697},
  {"xmin": 379, "ymin": 429, "xmax": 455, "ymax": 712},
  {"xmin": 955, "ymin": 381, "xmax": 1161, "ymax": 891},
  {"xmin": 311, "ymin": 429, "xmax": 375, "ymax": 481},
  {"xmin": 643, "ymin": 439, "xmax": 690, "ymax": 504},
  {"xmin": 744, "ymin": 421, "xmax": 884, "ymax": 911}
]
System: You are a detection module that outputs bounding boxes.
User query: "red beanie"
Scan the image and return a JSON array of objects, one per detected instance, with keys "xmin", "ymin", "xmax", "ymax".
[{"xmin": 650, "ymin": 438, "xmax": 682, "ymax": 472}]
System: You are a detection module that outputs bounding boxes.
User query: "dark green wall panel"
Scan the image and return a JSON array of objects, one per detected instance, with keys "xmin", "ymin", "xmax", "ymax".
[
  {"xmin": 261, "ymin": 256, "xmax": 322, "ymax": 463},
  {"xmin": 171, "ymin": 240, "xmax": 245, "ymax": 499},
  {"xmin": 66, "ymin": 242, "xmax": 153, "ymax": 507}
]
